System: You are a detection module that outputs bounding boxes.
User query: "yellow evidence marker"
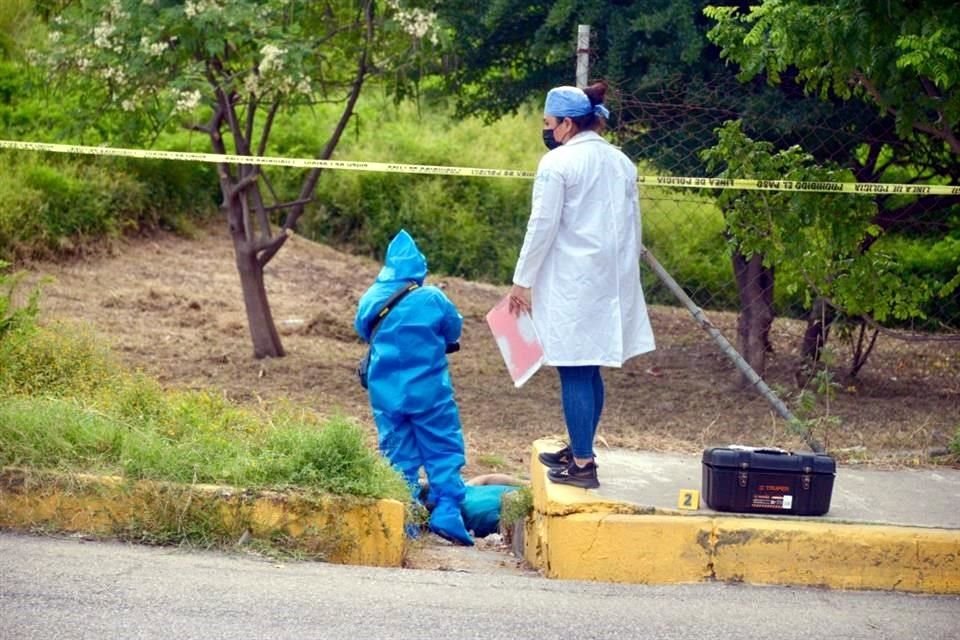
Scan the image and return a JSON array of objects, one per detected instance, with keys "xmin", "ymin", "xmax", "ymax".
[{"xmin": 677, "ymin": 489, "xmax": 700, "ymax": 510}]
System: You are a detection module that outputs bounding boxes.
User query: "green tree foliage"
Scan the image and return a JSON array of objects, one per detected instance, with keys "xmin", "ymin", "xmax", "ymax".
[
  {"xmin": 703, "ymin": 123, "xmax": 879, "ymax": 307},
  {"xmin": 704, "ymin": 1, "xmax": 960, "ymax": 156},
  {"xmin": 704, "ymin": 1, "xmax": 960, "ymax": 364},
  {"xmin": 436, "ymin": 0, "xmax": 880, "ymax": 176},
  {"xmin": 703, "ymin": 2, "xmax": 960, "ymax": 248},
  {"xmin": 0, "ymin": 0, "xmax": 38, "ymax": 59},
  {"xmin": 434, "ymin": 0, "xmax": 958, "ymax": 376},
  {"xmin": 434, "ymin": 1, "xmax": 900, "ymax": 376},
  {"xmin": 703, "ymin": 122, "xmax": 959, "ymax": 375}
]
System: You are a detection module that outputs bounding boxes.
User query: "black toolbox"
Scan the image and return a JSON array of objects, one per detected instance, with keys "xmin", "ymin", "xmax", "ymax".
[{"xmin": 702, "ymin": 446, "xmax": 836, "ymax": 516}]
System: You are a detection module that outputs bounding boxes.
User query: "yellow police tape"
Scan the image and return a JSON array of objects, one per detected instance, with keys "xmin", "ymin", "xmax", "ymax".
[{"xmin": 2, "ymin": 139, "xmax": 958, "ymax": 197}]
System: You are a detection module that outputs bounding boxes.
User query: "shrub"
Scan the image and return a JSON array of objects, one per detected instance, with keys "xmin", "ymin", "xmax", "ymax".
[
  {"xmin": 0, "ymin": 155, "xmax": 143, "ymax": 258},
  {"xmin": 0, "ymin": 319, "xmax": 118, "ymax": 398},
  {"xmin": 871, "ymin": 232, "xmax": 960, "ymax": 329},
  {"xmin": 287, "ymin": 98, "xmax": 537, "ymax": 283}
]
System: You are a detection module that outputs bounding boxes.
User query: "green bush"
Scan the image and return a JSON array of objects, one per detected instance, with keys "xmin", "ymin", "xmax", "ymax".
[
  {"xmin": 0, "ymin": 48, "xmax": 218, "ymax": 259},
  {"xmin": 0, "ymin": 155, "xmax": 139, "ymax": 258},
  {"xmin": 0, "ymin": 152, "xmax": 219, "ymax": 260},
  {"xmin": 871, "ymin": 232, "xmax": 960, "ymax": 329},
  {"xmin": 125, "ymin": 158, "xmax": 219, "ymax": 236},
  {"xmin": 278, "ymin": 98, "xmax": 538, "ymax": 282},
  {"xmin": 0, "ymin": 321, "xmax": 118, "ymax": 397}
]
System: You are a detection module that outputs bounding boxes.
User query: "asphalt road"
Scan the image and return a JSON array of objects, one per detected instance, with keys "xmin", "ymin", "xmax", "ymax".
[{"xmin": 1, "ymin": 532, "xmax": 958, "ymax": 639}]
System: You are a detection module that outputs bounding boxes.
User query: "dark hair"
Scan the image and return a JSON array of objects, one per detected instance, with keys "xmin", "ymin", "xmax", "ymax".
[{"xmin": 569, "ymin": 81, "xmax": 608, "ymax": 131}]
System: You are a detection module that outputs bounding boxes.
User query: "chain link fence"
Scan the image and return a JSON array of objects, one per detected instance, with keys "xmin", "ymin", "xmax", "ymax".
[{"xmin": 590, "ymin": 79, "xmax": 960, "ymax": 389}]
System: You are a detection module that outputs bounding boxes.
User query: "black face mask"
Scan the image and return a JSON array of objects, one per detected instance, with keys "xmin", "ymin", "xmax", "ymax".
[{"xmin": 542, "ymin": 128, "xmax": 561, "ymax": 150}]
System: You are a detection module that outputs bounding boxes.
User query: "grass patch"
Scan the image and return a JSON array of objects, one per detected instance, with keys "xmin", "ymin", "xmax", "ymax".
[
  {"xmin": 1, "ymin": 467, "xmax": 382, "ymax": 562},
  {"xmin": 0, "ymin": 394, "xmax": 408, "ymax": 501},
  {"xmin": 476, "ymin": 454, "xmax": 507, "ymax": 469},
  {"xmin": 0, "ymin": 321, "xmax": 116, "ymax": 397},
  {"xmin": 500, "ymin": 485, "xmax": 533, "ymax": 530},
  {"xmin": 0, "ymin": 319, "xmax": 408, "ymax": 501}
]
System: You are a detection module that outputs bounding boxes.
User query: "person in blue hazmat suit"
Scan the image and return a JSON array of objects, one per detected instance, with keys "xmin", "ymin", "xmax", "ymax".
[{"xmin": 354, "ymin": 229, "xmax": 474, "ymax": 546}]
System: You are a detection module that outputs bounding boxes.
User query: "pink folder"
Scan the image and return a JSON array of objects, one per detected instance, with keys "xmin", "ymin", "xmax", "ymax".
[{"xmin": 485, "ymin": 295, "xmax": 545, "ymax": 388}]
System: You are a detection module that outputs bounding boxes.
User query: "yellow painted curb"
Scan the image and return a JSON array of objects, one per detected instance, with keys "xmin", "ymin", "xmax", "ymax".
[
  {"xmin": 0, "ymin": 468, "xmax": 405, "ymax": 567},
  {"xmin": 530, "ymin": 510, "xmax": 714, "ymax": 583},
  {"xmin": 526, "ymin": 441, "xmax": 960, "ymax": 593},
  {"xmin": 710, "ymin": 517, "xmax": 960, "ymax": 593}
]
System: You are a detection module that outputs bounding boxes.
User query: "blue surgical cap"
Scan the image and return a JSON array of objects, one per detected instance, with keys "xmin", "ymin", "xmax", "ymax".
[{"xmin": 544, "ymin": 86, "xmax": 610, "ymax": 120}]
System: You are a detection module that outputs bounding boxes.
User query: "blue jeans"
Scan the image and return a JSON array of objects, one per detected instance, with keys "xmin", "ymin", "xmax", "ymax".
[{"xmin": 557, "ymin": 366, "xmax": 605, "ymax": 459}]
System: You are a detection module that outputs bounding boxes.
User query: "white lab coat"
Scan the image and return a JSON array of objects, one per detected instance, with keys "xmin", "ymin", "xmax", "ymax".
[{"xmin": 513, "ymin": 130, "xmax": 655, "ymax": 367}]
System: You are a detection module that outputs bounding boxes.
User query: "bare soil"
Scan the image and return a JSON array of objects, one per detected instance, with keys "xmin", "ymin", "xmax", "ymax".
[{"xmin": 29, "ymin": 224, "xmax": 960, "ymax": 480}]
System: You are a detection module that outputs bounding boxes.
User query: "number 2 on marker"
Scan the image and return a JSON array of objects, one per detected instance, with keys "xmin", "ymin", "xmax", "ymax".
[{"xmin": 677, "ymin": 489, "xmax": 700, "ymax": 510}]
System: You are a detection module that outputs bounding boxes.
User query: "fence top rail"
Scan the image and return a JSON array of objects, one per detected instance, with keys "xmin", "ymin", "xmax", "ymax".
[{"xmin": 2, "ymin": 139, "xmax": 958, "ymax": 197}]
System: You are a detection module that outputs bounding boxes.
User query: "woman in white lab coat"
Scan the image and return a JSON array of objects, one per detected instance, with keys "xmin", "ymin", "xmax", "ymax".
[{"xmin": 509, "ymin": 83, "xmax": 655, "ymax": 489}]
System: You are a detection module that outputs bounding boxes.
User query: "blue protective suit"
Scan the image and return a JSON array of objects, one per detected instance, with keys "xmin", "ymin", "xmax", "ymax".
[{"xmin": 354, "ymin": 230, "xmax": 472, "ymax": 545}]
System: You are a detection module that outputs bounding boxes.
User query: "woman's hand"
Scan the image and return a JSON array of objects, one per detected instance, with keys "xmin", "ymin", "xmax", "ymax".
[{"xmin": 508, "ymin": 285, "xmax": 532, "ymax": 316}]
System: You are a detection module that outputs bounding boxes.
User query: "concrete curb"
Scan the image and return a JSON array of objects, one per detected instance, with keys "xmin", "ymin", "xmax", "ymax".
[
  {"xmin": 523, "ymin": 441, "xmax": 960, "ymax": 594},
  {"xmin": 0, "ymin": 467, "xmax": 405, "ymax": 567}
]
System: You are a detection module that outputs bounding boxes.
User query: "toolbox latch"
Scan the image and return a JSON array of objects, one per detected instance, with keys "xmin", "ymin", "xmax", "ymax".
[
  {"xmin": 738, "ymin": 470, "xmax": 749, "ymax": 488},
  {"xmin": 802, "ymin": 466, "xmax": 812, "ymax": 490}
]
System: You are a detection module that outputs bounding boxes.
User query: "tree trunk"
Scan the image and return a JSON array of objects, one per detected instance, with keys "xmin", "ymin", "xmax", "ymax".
[
  {"xmin": 732, "ymin": 250, "xmax": 775, "ymax": 385},
  {"xmin": 218, "ymin": 176, "xmax": 284, "ymax": 359},
  {"xmin": 228, "ymin": 208, "xmax": 284, "ymax": 359},
  {"xmin": 800, "ymin": 297, "xmax": 834, "ymax": 363},
  {"xmin": 848, "ymin": 318, "xmax": 879, "ymax": 379}
]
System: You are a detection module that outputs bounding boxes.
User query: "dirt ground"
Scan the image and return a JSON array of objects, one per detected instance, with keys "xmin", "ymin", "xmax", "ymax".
[{"xmin": 28, "ymin": 223, "xmax": 960, "ymax": 480}]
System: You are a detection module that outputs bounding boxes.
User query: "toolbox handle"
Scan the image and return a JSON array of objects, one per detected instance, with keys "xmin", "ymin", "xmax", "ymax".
[{"xmin": 728, "ymin": 445, "xmax": 790, "ymax": 455}]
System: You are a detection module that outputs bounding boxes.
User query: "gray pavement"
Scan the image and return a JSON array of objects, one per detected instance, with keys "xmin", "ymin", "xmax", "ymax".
[
  {"xmin": 3, "ymin": 532, "xmax": 959, "ymax": 640},
  {"xmin": 593, "ymin": 448, "xmax": 960, "ymax": 529}
]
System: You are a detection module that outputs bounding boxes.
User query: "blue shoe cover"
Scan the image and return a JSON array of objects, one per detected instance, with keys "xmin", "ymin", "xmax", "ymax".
[{"xmin": 428, "ymin": 500, "xmax": 474, "ymax": 546}]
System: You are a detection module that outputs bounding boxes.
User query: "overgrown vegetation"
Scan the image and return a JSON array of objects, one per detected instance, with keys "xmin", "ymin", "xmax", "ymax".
[
  {"xmin": 0, "ymin": 258, "xmax": 413, "ymax": 556},
  {"xmin": 0, "ymin": 151, "xmax": 218, "ymax": 261},
  {"xmin": 297, "ymin": 100, "xmax": 539, "ymax": 282},
  {"xmin": 0, "ymin": 275, "xmax": 408, "ymax": 500}
]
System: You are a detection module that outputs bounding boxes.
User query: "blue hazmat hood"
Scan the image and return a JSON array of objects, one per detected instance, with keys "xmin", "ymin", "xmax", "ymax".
[{"xmin": 377, "ymin": 229, "xmax": 428, "ymax": 284}]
